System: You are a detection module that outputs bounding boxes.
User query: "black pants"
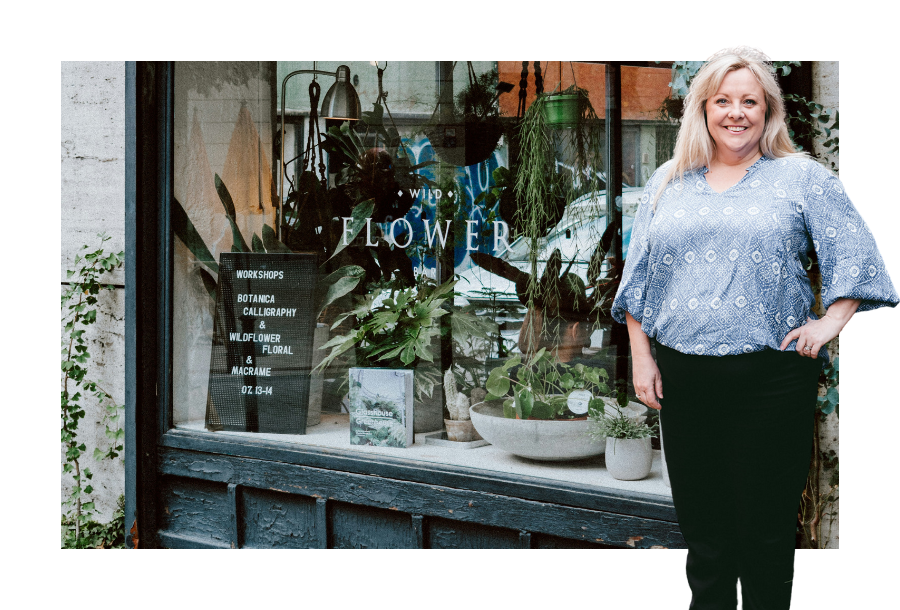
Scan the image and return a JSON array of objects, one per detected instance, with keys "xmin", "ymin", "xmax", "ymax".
[{"xmin": 655, "ymin": 343, "xmax": 820, "ymax": 610}]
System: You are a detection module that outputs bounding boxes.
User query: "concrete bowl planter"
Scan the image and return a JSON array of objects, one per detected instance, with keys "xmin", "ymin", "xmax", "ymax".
[
  {"xmin": 604, "ymin": 437, "xmax": 653, "ymax": 480},
  {"xmin": 469, "ymin": 401, "xmax": 604, "ymax": 461}
]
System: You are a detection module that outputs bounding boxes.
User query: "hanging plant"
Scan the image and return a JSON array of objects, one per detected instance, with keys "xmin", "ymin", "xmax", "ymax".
[
  {"xmin": 543, "ymin": 86, "xmax": 585, "ymax": 127},
  {"xmin": 513, "ymin": 84, "xmax": 605, "ymax": 313},
  {"xmin": 425, "ymin": 63, "xmax": 512, "ymax": 168}
]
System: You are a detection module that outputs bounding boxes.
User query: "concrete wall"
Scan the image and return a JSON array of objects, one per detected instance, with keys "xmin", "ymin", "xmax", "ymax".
[{"xmin": 61, "ymin": 61, "xmax": 126, "ymax": 521}]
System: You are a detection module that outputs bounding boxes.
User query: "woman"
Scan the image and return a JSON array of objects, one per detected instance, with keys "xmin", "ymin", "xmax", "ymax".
[{"xmin": 611, "ymin": 48, "xmax": 897, "ymax": 610}]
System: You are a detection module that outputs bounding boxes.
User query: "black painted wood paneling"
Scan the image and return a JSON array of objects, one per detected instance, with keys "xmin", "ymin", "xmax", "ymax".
[
  {"xmin": 532, "ymin": 532, "xmax": 622, "ymax": 549},
  {"xmin": 242, "ymin": 488, "xmax": 319, "ymax": 549},
  {"xmin": 425, "ymin": 516, "xmax": 520, "ymax": 549},
  {"xmin": 158, "ymin": 447, "xmax": 686, "ymax": 549},
  {"xmin": 159, "ymin": 531, "xmax": 229, "ymax": 549},
  {"xmin": 329, "ymin": 502, "xmax": 412, "ymax": 549},
  {"xmin": 158, "ymin": 476, "xmax": 230, "ymax": 548}
]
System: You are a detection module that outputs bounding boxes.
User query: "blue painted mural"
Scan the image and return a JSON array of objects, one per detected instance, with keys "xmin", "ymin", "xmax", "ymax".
[{"xmin": 383, "ymin": 135, "xmax": 507, "ymax": 275}]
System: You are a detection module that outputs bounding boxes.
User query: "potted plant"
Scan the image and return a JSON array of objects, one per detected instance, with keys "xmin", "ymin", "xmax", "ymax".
[
  {"xmin": 589, "ymin": 402, "xmax": 658, "ymax": 481},
  {"xmin": 425, "ymin": 63, "xmax": 513, "ymax": 168},
  {"xmin": 319, "ymin": 101, "xmax": 437, "ymax": 288},
  {"xmin": 315, "ymin": 277, "xmax": 455, "ymax": 433},
  {"xmin": 467, "ymin": 348, "xmax": 614, "ymax": 461},
  {"xmin": 512, "ymin": 81, "xmax": 605, "ymax": 311},
  {"xmin": 543, "ymin": 84, "xmax": 588, "ymax": 127},
  {"xmin": 483, "ymin": 348, "xmax": 610, "ymax": 420},
  {"xmin": 441, "ymin": 368, "xmax": 483, "ymax": 442}
]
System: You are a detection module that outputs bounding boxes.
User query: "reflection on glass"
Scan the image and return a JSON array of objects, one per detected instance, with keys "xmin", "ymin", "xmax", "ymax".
[{"xmin": 170, "ymin": 61, "xmax": 676, "ymax": 492}]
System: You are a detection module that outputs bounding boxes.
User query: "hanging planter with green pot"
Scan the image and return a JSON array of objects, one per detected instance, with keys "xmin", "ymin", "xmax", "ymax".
[{"xmin": 543, "ymin": 92, "xmax": 582, "ymax": 127}]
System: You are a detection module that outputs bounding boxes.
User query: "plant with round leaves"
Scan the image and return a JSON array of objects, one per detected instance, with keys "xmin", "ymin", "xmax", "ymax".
[{"xmin": 484, "ymin": 348, "xmax": 612, "ymax": 420}]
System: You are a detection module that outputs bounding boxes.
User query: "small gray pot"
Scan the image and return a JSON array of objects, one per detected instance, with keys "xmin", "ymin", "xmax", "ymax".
[{"xmin": 605, "ymin": 437, "xmax": 653, "ymax": 480}]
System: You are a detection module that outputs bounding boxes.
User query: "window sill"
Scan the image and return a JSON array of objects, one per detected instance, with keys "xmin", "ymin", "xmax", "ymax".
[{"xmin": 175, "ymin": 413, "xmax": 672, "ymax": 500}]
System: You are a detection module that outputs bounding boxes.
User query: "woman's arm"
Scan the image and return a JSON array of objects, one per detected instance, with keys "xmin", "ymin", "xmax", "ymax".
[
  {"xmin": 626, "ymin": 312, "xmax": 664, "ymax": 410},
  {"xmin": 779, "ymin": 297, "xmax": 861, "ymax": 358}
]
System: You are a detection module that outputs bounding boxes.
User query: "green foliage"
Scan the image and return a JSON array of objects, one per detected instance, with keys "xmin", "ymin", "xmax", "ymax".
[
  {"xmin": 485, "ymin": 350, "xmax": 611, "ymax": 420},
  {"xmin": 317, "ymin": 278, "xmax": 456, "ymax": 402},
  {"xmin": 474, "ymin": 165, "xmax": 513, "ymax": 211},
  {"xmin": 817, "ymin": 356, "xmax": 839, "ymax": 417},
  {"xmin": 588, "ymin": 404, "xmax": 657, "ymax": 440},
  {"xmin": 61, "ymin": 234, "xmax": 124, "ymax": 548},
  {"xmin": 667, "ymin": 61, "xmax": 705, "ymax": 97},
  {"xmin": 173, "ymin": 174, "xmax": 365, "ymax": 321},
  {"xmin": 783, "ymin": 93, "xmax": 839, "ymax": 160},
  {"xmin": 798, "ymin": 357, "xmax": 840, "ymax": 548},
  {"xmin": 514, "ymin": 89, "xmax": 606, "ymax": 312},
  {"xmin": 446, "ymin": 297, "xmax": 501, "ymax": 395},
  {"xmin": 62, "ymin": 495, "xmax": 126, "ymax": 549}
]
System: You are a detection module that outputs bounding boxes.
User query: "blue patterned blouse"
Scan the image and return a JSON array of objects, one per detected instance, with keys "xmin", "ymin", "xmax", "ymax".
[{"xmin": 611, "ymin": 155, "xmax": 898, "ymax": 359}]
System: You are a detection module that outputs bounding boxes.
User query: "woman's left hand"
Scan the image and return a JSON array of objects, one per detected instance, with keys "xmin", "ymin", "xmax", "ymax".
[
  {"xmin": 779, "ymin": 299, "xmax": 861, "ymax": 358},
  {"xmin": 779, "ymin": 316, "xmax": 842, "ymax": 358}
]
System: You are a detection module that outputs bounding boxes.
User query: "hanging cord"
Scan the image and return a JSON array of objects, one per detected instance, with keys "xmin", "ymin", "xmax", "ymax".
[
  {"xmin": 517, "ymin": 61, "xmax": 529, "ymax": 118},
  {"xmin": 373, "ymin": 62, "xmax": 410, "ymax": 158},
  {"xmin": 534, "ymin": 61, "xmax": 543, "ymax": 96},
  {"xmin": 304, "ymin": 78, "xmax": 328, "ymax": 189}
]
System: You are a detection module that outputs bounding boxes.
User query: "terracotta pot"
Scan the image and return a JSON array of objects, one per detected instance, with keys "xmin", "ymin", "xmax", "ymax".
[{"xmin": 444, "ymin": 418, "xmax": 483, "ymax": 442}]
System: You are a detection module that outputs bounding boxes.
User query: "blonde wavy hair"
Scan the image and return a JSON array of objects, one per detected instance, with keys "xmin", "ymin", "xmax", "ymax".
[{"xmin": 653, "ymin": 47, "xmax": 805, "ymax": 209}]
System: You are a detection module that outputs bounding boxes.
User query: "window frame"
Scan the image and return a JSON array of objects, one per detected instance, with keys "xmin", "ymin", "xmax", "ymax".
[{"xmin": 126, "ymin": 60, "xmax": 682, "ymax": 549}]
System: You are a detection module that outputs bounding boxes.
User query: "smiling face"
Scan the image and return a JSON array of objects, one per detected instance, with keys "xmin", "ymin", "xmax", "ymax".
[{"xmin": 705, "ymin": 67, "xmax": 767, "ymax": 164}]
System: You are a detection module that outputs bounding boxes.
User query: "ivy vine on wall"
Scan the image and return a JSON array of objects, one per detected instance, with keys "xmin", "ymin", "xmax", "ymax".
[{"xmin": 61, "ymin": 234, "xmax": 125, "ymax": 548}]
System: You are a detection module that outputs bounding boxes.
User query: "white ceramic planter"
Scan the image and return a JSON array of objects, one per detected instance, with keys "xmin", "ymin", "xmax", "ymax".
[
  {"xmin": 469, "ymin": 401, "xmax": 604, "ymax": 461},
  {"xmin": 605, "ymin": 436, "xmax": 653, "ymax": 480}
]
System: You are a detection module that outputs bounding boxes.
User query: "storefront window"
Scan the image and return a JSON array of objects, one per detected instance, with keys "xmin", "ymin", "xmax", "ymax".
[{"xmin": 171, "ymin": 61, "xmax": 675, "ymax": 494}]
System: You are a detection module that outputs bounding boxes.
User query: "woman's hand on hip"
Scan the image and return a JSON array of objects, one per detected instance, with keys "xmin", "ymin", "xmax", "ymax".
[
  {"xmin": 633, "ymin": 353, "xmax": 664, "ymax": 410},
  {"xmin": 779, "ymin": 298, "xmax": 861, "ymax": 359},
  {"xmin": 779, "ymin": 316, "xmax": 842, "ymax": 359}
]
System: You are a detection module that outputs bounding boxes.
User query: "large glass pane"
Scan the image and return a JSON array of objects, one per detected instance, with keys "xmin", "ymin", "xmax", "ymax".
[{"xmin": 170, "ymin": 60, "xmax": 675, "ymax": 497}]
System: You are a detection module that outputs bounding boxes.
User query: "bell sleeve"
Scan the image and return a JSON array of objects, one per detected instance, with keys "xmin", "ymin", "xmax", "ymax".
[
  {"xmin": 610, "ymin": 168, "xmax": 663, "ymax": 325},
  {"xmin": 802, "ymin": 164, "xmax": 899, "ymax": 313}
]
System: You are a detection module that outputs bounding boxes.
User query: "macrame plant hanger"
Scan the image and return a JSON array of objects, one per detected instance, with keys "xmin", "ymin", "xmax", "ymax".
[
  {"xmin": 361, "ymin": 62, "xmax": 410, "ymax": 159},
  {"xmin": 516, "ymin": 61, "xmax": 544, "ymax": 119},
  {"xmin": 303, "ymin": 62, "xmax": 328, "ymax": 190}
]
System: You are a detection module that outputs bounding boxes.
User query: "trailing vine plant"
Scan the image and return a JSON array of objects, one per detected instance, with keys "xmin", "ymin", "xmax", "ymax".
[
  {"xmin": 513, "ymin": 88, "xmax": 605, "ymax": 336},
  {"xmin": 61, "ymin": 233, "xmax": 125, "ymax": 548}
]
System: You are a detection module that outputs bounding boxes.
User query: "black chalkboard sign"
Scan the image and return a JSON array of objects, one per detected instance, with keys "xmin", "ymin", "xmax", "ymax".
[{"xmin": 205, "ymin": 252, "xmax": 317, "ymax": 434}]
